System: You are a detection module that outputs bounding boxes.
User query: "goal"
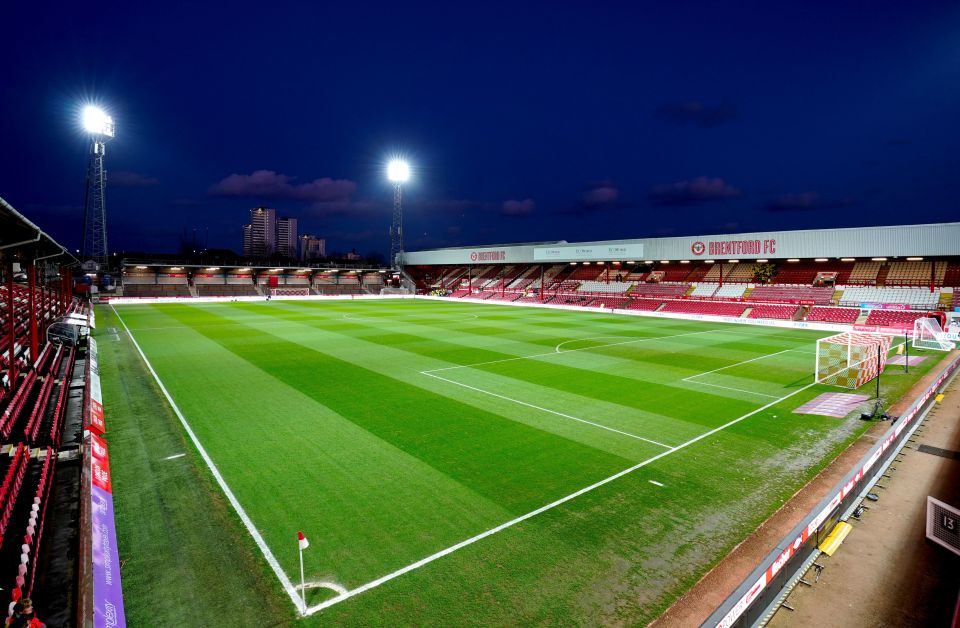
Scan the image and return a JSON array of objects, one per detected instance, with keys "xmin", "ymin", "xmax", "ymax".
[
  {"xmin": 912, "ymin": 316, "xmax": 956, "ymax": 352},
  {"xmin": 270, "ymin": 287, "xmax": 311, "ymax": 297},
  {"xmin": 815, "ymin": 332, "xmax": 893, "ymax": 389}
]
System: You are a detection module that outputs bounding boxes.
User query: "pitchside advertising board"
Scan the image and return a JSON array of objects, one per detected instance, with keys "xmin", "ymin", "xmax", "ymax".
[{"xmin": 88, "ymin": 432, "xmax": 126, "ymax": 628}]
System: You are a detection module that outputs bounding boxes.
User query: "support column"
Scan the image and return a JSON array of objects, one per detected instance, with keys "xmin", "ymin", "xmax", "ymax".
[
  {"xmin": 539, "ymin": 265, "xmax": 545, "ymax": 302},
  {"xmin": 28, "ymin": 262, "xmax": 38, "ymax": 362},
  {"xmin": 5, "ymin": 258, "xmax": 16, "ymax": 384}
]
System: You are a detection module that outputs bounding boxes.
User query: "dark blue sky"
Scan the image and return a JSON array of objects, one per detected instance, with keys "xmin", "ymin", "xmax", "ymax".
[{"xmin": 2, "ymin": 0, "xmax": 959, "ymax": 257}]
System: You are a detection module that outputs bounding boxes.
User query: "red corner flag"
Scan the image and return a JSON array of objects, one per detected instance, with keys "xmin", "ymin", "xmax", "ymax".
[{"xmin": 298, "ymin": 531, "xmax": 310, "ymax": 551}]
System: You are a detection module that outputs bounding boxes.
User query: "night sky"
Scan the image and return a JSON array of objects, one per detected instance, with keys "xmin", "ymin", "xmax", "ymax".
[{"xmin": 2, "ymin": 1, "xmax": 959, "ymax": 259}]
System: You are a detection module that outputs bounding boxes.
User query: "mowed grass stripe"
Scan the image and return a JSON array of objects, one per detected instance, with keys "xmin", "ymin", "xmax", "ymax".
[
  {"xmin": 116, "ymin": 305, "xmax": 540, "ymax": 586},
  {"xmin": 156, "ymin": 304, "xmax": 638, "ymax": 515}
]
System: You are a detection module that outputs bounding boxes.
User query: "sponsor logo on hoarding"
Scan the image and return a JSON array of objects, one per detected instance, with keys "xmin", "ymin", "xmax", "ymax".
[
  {"xmin": 692, "ymin": 241, "xmax": 705, "ymax": 255},
  {"xmin": 696, "ymin": 239, "xmax": 777, "ymax": 256}
]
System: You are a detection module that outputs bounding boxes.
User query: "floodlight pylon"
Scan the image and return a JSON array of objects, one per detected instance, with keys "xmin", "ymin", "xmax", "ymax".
[{"xmin": 81, "ymin": 107, "xmax": 113, "ymax": 270}]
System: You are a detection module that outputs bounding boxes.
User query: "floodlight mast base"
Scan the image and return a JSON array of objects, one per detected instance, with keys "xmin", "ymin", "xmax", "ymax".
[
  {"xmin": 390, "ymin": 181, "xmax": 403, "ymax": 269},
  {"xmin": 81, "ymin": 136, "xmax": 110, "ymax": 270}
]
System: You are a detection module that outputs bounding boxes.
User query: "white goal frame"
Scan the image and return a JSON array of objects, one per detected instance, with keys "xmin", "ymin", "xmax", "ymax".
[
  {"xmin": 912, "ymin": 316, "xmax": 955, "ymax": 352},
  {"xmin": 815, "ymin": 331, "xmax": 893, "ymax": 389},
  {"xmin": 270, "ymin": 287, "xmax": 311, "ymax": 297}
]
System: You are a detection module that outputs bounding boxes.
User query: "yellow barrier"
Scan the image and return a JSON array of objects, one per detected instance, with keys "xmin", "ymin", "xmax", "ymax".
[{"xmin": 818, "ymin": 521, "xmax": 853, "ymax": 556}]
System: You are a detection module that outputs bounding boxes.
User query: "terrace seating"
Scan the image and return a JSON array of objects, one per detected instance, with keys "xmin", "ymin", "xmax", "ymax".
[
  {"xmin": 631, "ymin": 283, "xmax": 690, "ymax": 298},
  {"xmin": 838, "ymin": 286, "xmax": 940, "ymax": 310},
  {"xmin": 747, "ymin": 304, "xmax": 799, "ymax": 320},
  {"xmin": 624, "ymin": 298, "xmax": 663, "ymax": 311},
  {"xmin": 688, "ymin": 283, "xmax": 719, "ymax": 298},
  {"xmin": 748, "ymin": 285, "xmax": 834, "ymax": 304},
  {"xmin": 567, "ymin": 266, "xmax": 604, "ymax": 281},
  {"xmin": 578, "ymin": 281, "xmax": 632, "ymax": 294},
  {"xmin": 587, "ymin": 297, "xmax": 630, "ymax": 309},
  {"xmin": 805, "ymin": 306, "xmax": 861, "ymax": 324},
  {"xmin": 713, "ymin": 284, "xmax": 749, "ymax": 299},
  {"xmin": 655, "ymin": 264, "xmax": 693, "ymax": 282},
  {"xmin": 683, "ymin": 264, "xmax": 712, "ymax": 282},
  {"xmin": 944, "ymin": 263, "xmax": 960, "ymax": 288},
  {"xmin": 864, "ymin": 309, "xmax": 928, "ymax": 330},
  {"xmin": 121, "ymin": 284, "xmax": 192, "ymax": 298},
  {"xmin": 847, "ymin": 261, "xmax": 882, "ymax": 285},
  {"xmin": 196, "ymin": 284, "xmax": 259, "ymax": 297},
  {"xmin": 314, "ymin": 285, "xmax": 364, "ymax": 295},
  {"xmin": 659, "ymin": 301, "xmax": 748, "ymax": 317},
  {"xmin": 885, "ymin": 260, "xmax": 947, "ymax": 286}
]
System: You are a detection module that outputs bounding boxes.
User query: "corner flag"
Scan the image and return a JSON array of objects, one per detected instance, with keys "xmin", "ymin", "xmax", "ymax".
[{"xmin": 298, "ymin": 531, "xmax": 310, "ymax": 551}]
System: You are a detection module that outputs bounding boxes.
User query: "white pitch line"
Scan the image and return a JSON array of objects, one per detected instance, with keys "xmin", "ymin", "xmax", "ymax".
[
  {"xmin": 111, "ymin": 306, "xmax": 307, "ymax": 615},
  {"xmin": 682, "ymin": 348, "xmax": 795, "ymax": 381},
  {"xmin": 649, "ymin": 480, "xmax": 665, "ymax": 487},
  {"xmin": 690, "ymin": 381, "xmax": 783, "ymax": 399},
  {"xmin": 304, "ymin": 377, "xmax": 820, "ymax": 616},
  {"xmin": 420, "ymin": 370, "xmax": 673, "ymax": 449},
  {"xmin": 163, "ymin": 453, "xmax": 187, "ymax": 460},
  {"xmin": 422, "ymin": 328, "xmax": 726, "ymax": 374}
]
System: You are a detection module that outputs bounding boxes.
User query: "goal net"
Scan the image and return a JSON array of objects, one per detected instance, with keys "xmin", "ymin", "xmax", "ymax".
[
  {"xmin": 815, "ymin": 332, "xmax": 893, "ymax": 388},
  {"xmin": 270, "ymin": 287, "xmax": 311, "ymax": 297},
  {"xmin": 912, "ymin": 316, "xmax": 955, "ymax": 352}
]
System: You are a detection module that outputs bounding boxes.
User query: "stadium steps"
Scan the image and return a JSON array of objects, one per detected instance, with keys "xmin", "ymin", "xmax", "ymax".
[
  {"xmin": 684, "ymin": 285, "xmax": 697, "ymax": 296},
  {"xmin": 742, "ymin": 307, "xmax": 753, "ymax": 318},
  {"xmin": 832, "ymin": 288, "xmax": 844, "ymax": 303},
  {"xmin": 188, "ymin": 284, "xmax": 198, "ymax": 298},
  {"xmin": 939, "ymin": 292, "xmax": 954, "ymax": 309},
  {"xmin": 855, "ymin": 311, "xmax": 870, "ymax": 325},
  {"xmin": 742, "ymin": 286, "xmax": 754, "ymax": 299},
  {"xmin": 875, "ymin": 264, "xmax": 890, "ymax": 287}
]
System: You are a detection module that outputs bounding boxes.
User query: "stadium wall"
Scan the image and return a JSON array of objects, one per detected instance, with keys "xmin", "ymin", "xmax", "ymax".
[
  {"xmin": 403, "ymin": 223, "xmax": 960, "ymax": 264},
  {"xmin": 705, "ymin": 349, "xmax": 960, "ymax": 628}
]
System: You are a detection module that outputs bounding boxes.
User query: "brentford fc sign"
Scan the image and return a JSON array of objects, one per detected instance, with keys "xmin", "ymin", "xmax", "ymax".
[
  {"xmin": 470, "ymin": 250, "xmax": 506, "ymax": 262},
  {"xmin": 691, "ymin": 239, "xmax": 777, "ymax": 256}
]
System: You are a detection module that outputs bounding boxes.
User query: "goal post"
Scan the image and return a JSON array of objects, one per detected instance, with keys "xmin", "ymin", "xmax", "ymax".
[
  {"xmin": 270, "ymin": 287, "xmax": 311, "ymax": 297},
  {"xmin": 815, "ymin": 331, "xmax": 893, "ymax": 389},
  {"xmin": 912, "ymin": 316, "xmax": 956, "ymax": 352}
]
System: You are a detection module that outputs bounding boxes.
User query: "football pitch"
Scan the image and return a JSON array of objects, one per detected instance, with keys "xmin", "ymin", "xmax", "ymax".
[{"xmin": 100, "ymin": 298, "xmax": 938, "ymax": 625}]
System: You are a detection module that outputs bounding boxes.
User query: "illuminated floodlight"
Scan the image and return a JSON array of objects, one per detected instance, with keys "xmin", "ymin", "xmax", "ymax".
[
  {"xmin": 82, "ymin": 106, "xmax": 115, "ymax": 137},
  {"xmin": 387, "ymin": 159, "xmax": 410, "ymax": 183}
]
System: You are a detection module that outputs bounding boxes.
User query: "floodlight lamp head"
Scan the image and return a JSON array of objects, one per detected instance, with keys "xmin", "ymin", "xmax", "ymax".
[
  {"xmin": 387, "ymin": 159, "xmax": 410, "ymax": 183},
  {"xmin": 82, "ymin": 106, "xmax": 115, "ymax": 137}
]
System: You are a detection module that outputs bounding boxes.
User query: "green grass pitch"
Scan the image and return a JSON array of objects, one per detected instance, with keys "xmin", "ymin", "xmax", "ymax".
[{"xmin": 96, "ymin": 299, "xmax": 941, "ymax": 625}]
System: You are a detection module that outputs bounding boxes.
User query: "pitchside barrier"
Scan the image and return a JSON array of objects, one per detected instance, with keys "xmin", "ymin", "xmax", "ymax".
[{"xmin": 704, "ymin": 350, "xmax": 960, "ymax": 628}]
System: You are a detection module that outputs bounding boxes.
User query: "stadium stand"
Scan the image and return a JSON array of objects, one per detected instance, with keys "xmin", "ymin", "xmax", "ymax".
[
  {"xmin": 196, "ymin": 284, "xmax": 259, "ymax": 297},
  {"xmin": 805, "ymin": 306, "xmax": 861, "ymax": 324},
  {"xmin": 747, "ymin": 304, "xmax": 799, "ymax": 320},
  {"xmin": 885, "ymin": 260, "xmax": 947, "ymax": 286},
  {"xmin": 578, "ymin": 281, "xmax": 632, "ymax": 294},
  {"xmin": 655, "ymin": 264, "xmax": 693, "ymax": 282},
  {"xmin": 568, "ymin": 265, "xmax": 604, "ymax": 281},
  {"xmin": 120, "ymin": 284, "xmax": 192, "ymax": 298},
  {"xmin": 839, "ymin": 286, "xmax": 941, "ymax": 310},
  {"xmin": 863, "ymin": 309, "xmax": 928, "ymax": 329},
  {"xmin": 660, "ymin": 301, "xmax": 748, "ymax": 317},
  {"xmin": 688, "ymin": 283, "xmax": 719, "ymax": 298},
  {"xmin": 631, "ymin": 283, "xmax": 689, "ymax": 298},
  {"xmin": 748, "ymin": 285, "xmax": 834, "ymax": 304},
  {"xmin": 713, "ymin": 284, "xmax": 749, "ymax": 299},
  {"xmin": 847, "ymin": 261, "xmax": 882, "ymax": 285},
  {"xmin": 587, "ymin": 297, "xmax": 630, "ymax": 309}
]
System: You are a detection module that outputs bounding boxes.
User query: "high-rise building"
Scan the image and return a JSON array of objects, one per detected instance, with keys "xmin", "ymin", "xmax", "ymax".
[
  {"xmin": 276, "ymin": 216, "xmax": 298, "ymax": 258},
  {"xmin": 242, "ymin": 207, "xmax": 277, "ymax": 257},
  {"xmin": 299, "ymin": 234, "xmax": 326, "ymax": 261}
]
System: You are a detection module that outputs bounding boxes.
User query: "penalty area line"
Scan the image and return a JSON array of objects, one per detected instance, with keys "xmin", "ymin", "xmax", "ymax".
[
  {"xmin": 111, "ymin": 306, "xmax": 307, "ymax": 615},
  {"xmin": 304, "ymin": 376, "xmax": 820, "ymax": 616}
]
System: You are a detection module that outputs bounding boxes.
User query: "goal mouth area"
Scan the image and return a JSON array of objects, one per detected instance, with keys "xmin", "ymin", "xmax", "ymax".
[
  {"xmin": 912, "ymin": 316, "xmax": 956, "ymax": 352},
  {"xmin": 815, "ymin": 331, "xmax": 895, "ymax": 389}
]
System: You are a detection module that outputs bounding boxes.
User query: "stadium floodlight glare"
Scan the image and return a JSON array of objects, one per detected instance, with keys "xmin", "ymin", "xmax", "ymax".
[
  {"xmin": 841, "ymin": 257, "xmax": 856, "ymax": 262},
  {"xmin": 680, "ymin": 260, "xmax": 690, "ymax": 264},
  {"xmin": 906, "ymin": 256, "xmax": 923, "ymax": 261},
  {"xmin": 787, "ymin": 258, "xmax": 800, "ymax": 262},
  {"xmin": 705, "ymin": 259, "xmax": 715, "ymax": 263},
  {"xmin": 387, "ymin": 159, "xmax": 410, "ymax": 182},
  {"xmin": 872, "ymin": 257, "xmax": 887, "ymax": 261},
  {"xmin": 815, "ymin": 258, "xmax": 828, "ymax": 262},
  {"xmin": 756, "ymin": 259, "xmax": 768, "ymax": 263},
  {"xmin": 82, "ymin": 106, "xmax": 115, "ymax": 137}
]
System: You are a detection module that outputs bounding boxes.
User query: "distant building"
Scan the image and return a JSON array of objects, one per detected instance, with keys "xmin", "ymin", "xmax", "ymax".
[
  {"xmin": 242, "ymin": 207, "xmax": 276, "ymax": 257},
  {"xmin": 299, "ymin": 234, "xmax": 326, "ymax": 261},
  {"xmin": 276, "ymin": 216, "xmax": 298, "ymax": 258},
  {"xmin": 344, "ymin": 250, "xmax": 362, "ymax": 261}
]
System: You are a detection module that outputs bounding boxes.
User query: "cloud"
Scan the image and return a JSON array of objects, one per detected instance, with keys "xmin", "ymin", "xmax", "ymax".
[
  {"xmin": 650, "ymin": 176, "xmax": 741, "ymax": 206},
  {"xmin": 501, "ymin": 198, "xmax": 536, "ymax": 216},
  {"xmin": 208, "ymin": 169, "xmax": 356, "ymax": 203},
  {"xmin": 655, "ymin": 102, "xmax": 738, "ymax": 128},
  {"xmin": 582, "ymin": 183, "xmax": 618, "ymax": 207},
  {"xmin": 109, "ymin": 171, "xmax": 159, "ymax": 187},
  {"xmin": 765, "ymin": 192, "xmax": 856, "ymax": 212},
  {"xmin": 423, "ymin": 198, "xmax": 488, "ymax": 213}
]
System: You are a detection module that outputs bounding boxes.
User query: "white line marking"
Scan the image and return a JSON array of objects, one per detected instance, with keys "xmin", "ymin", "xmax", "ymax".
[
  {"xmin": 111, "ymin": 305, "xmax": 307, "ymax": 615},
  {"xmin": 682, "ymin": 348, "xmax": 795, "ymax": 381},
  {"xmin": 420, "ymin": 370, "xmax": 674, "ymax": 449},
  {"xmin": 554, "ymin": 335, "xmax": 635, "ymax": 353},
  {"xmin": 690, "ymin": 381, "xmax": 783, "ymax": 399},
  {"xmin": 422, "ymin": 328, "xmax": 726, "ymax": 374},
  {"xmin": 163, "ymin": 453, "xmax": 187, "ymax": 460},
  {"xmin": 343, "ymin": 312, "xmax": 479, "ymax": 322},
  {"xmin": 304, "ymin": 377, "xmax": 819, "ymax": 616},
  {"xmin": 649, "ymin": 480, "xmax": 665, "ymax": 487},
  {"xmin": 298, "ymin": 580, "xmax": 349, "ymax": 596}
]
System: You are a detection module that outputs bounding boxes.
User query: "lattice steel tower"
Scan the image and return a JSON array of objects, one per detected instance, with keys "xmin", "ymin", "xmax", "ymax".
[
  {"xmin": 387, "ymin": 159, "xmax": 410, "ymax": 269},
  {"xmin": 81, "ymin": 106, "xmax": 115, "ymax": 269}
]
